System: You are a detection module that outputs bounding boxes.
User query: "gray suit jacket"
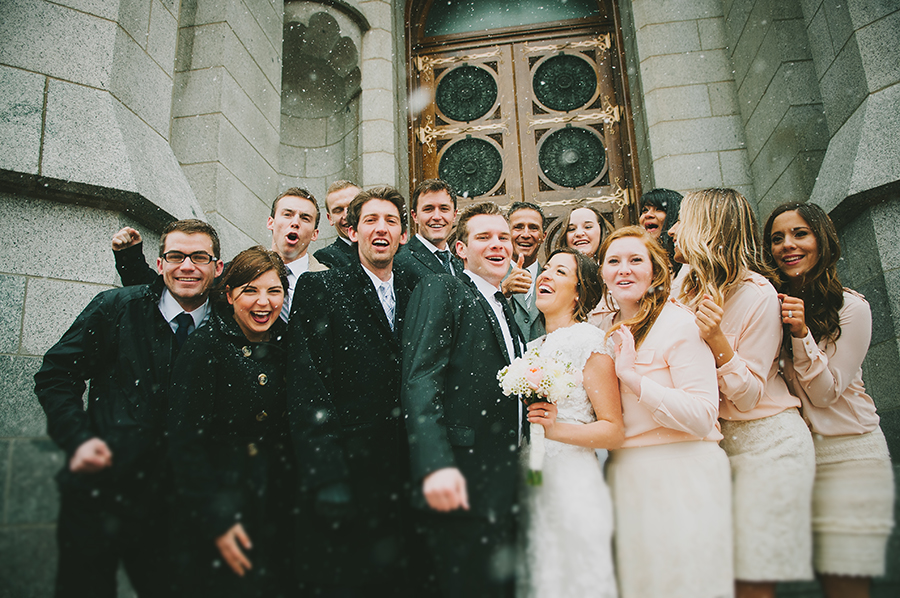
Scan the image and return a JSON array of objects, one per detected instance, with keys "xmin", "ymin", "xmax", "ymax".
[
  {"xmin": 509, "ymin": 288, "xmax": 545, "ymax": 342},
  {"xmin": 504, "ymin": 263, "xmax": 545, "ymax": 342}
]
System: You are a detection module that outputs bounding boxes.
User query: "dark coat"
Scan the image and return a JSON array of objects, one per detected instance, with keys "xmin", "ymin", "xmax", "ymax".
[
  {"xmin": 34, "ymin": 278, "xmax": 179, "ymax": 493},
  {"xmin": 114, "ymin": 242, "xmax": 159, "ymax": 287},
  {"xmin": 401, "ymin": 273, "xmax": 522, "ymax": 520},
  {"xmin": 312, "ymin": 236, "xmax": 356, "ymax": 269},
  {"xmin": 168, "ymin": 310, "xmax": 294, "ymax": 596},
  {"xmin": 394, "ymin": 235, "xmax": 464, "ymax": 282},
  {"xmin": 286, "ymin": 261, "xmax": 417, "ymax": 585}
]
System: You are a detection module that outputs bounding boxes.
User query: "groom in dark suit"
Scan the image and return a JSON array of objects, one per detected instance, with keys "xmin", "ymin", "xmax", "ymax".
[
  {"xmin": 287, "ymin": 186, "xmax": 420, "ymax": 596},
  {"xmin": 402, "ymin": 202, "xmax": 530, "ymax": 597}
]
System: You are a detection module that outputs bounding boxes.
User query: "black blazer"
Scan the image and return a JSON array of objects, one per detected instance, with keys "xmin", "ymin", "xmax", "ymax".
[
  {"xmin": 394, "ymin": 235, "xmax": 464, "ymax": 282},
  {"xmin": 286, "ymin": 261, "xmax": 418, "ymax": 583},
  {"xmin": 401, "ymin": 274, "xmax": 522, "ymax": 520},
  {"xmin": 312, "ymin": 237, "xmax": 356, "ymax": 269}
]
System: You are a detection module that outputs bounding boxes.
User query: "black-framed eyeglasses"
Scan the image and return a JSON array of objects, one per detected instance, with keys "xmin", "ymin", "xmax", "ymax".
[{"xmin": 161, "ymin": 251, "xmax": 217, "ymax": 265}]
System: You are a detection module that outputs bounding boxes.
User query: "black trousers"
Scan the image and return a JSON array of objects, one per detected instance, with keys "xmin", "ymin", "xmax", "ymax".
[
  {"xmin": 55, "ymin": 484, "xmax": 169, "ymax": 598},
  {"xmin": 416, "ymin": 511, "xmax": 516, "ymax": 598}
]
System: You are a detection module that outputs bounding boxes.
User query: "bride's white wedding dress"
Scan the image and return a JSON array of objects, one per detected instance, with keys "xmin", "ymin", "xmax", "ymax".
[{"xmin": 519, "ymin": 323, "xmax": 618, "ymax": 598}]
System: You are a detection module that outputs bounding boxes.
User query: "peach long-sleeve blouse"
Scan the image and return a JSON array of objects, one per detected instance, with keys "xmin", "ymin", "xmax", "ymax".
[
  {"xmin": 781, "ymin": 290, "xmax": 880, "ymax": 436},
  {"xmin": 597, "ymin": 299, "xmax": 722, "ymax": 448},
  {"xmin": 714, "ymin": 271, "xmax": 800, "ymax": 421}
]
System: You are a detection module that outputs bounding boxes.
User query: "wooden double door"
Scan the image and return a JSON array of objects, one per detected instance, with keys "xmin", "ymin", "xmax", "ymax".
[{"xmin": 410, "ymin": 29, "xmax": 637, "ymax": 231}]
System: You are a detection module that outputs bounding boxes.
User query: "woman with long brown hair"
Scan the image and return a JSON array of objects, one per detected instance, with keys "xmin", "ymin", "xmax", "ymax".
[
  {"xmin": 553, "ymin": 205, "xmax": 611, "ymax": 263},
  {"xmin": 763, "ymin": 203, "xmax": 894, "ymax": 598},
  {"xmin": 670, "ymin": 189, "xmax": 815, "ymax": 598},
  {"xmin": 597, "ymin": 226, "xmax": 732, "ymax": 598}
]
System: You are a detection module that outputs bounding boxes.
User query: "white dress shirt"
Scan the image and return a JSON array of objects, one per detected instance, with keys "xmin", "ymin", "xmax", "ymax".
[{"xmin": 523, "ymin": 259, "xmax": 540, "ymax": 305}]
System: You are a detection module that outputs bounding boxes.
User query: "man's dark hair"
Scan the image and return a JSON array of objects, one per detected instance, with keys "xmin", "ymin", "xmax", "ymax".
[
  {"xmin": 159, "ymin": 219, "xmax": 221, "ymax": 258},
  {"xmin": 507, "ymin": 201, "xmax": 545, "ymax": 228},
  {"xmin": 347, "ymin": 186, "xmax": 409, "ymax": 234},
  {"xmin": 271, "ymin": 188, "xmax": 320, "ymax": 228},
  {"xmin": 411, "ymin": 178, "xmax": 457, "ymax": 212},
  {"xmin": 456, "ymin": 202, "xmax": 503, "ymax": 246}
]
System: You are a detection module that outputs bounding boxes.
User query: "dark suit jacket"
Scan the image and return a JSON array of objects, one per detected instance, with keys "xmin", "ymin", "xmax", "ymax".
[
  {"xmin": 401, "ymin": 274, "xmax": 522, "ymax": 521},
  {"xmin": 394, "ymin": 235, "xmax": 464, "ymax": 283},
  {"xmin": 286, "ymin": 261, "xmax": 417, "ymax": 584},
  {"xmin": 312, "ymin": 236, "xmax": 356, "ymax": 269}
]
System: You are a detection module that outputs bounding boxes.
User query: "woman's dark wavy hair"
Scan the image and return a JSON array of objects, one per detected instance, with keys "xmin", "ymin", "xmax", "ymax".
[
  {"xmin": 640, "ymin": 188, "xmax": 682, "ymax": 270},
  {"xmin": 213, "ymin": 245, "xmax": 289, "ymax": 305},
  {"xmin": 541, "ymin": 247, "xmax": 603, "ymax": 323},
  {"xmin": 763, "ymin": 202, "xmax": 844, "ymax": 344}
]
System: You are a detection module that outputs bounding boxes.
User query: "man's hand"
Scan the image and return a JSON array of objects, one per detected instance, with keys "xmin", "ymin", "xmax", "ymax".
[
  {"xmin": 501, "ymin": 254, "xmax": 532, "ymax": 298},
  {"xmin": 69, "ymin": 438, "xmax": 113, "ymax": 473},
  {"xmin": 423, "ymin": 467, "xmax": 469, "ymax": 512},
  {"xmin": 111, "ymin": 227, "xmax": 142, "ymax": 251},
  {"xmin": 215, "ymin": 523, "xmax": 253, "ymax": 577}
]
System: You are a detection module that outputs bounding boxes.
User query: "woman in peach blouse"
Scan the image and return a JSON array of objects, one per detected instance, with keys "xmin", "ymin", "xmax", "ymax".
[
  {"xmin": 763, "ymin": 202, "xmax": 894, "ymax": 598},
  {"xmin": 669, "ymin": 189, "xmax": 815, "ymax": 598},
  {"xmin": 597, "ymin": 226, "xmax": 733, "ymax": 598}
]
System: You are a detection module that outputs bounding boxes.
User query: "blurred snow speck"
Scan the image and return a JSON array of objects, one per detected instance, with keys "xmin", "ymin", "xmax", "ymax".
[{"xmin": 408, "ymin": 87, "xmax": 433, "ymax": 118}]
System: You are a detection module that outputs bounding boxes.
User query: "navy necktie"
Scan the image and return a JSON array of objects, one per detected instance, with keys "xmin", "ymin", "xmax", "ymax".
[{"xmin": 174, "ymin": 312, "xmax": 193, "ymax": 348}]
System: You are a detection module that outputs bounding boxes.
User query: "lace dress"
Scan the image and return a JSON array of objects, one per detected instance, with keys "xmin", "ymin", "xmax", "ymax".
[{"xmin": 519, "ymin": 323, "xmax": 618, "ymax": 598}]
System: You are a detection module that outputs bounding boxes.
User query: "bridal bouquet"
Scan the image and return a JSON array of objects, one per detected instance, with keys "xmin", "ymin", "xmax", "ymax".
[{"xmin": 497, "ymin": 348, "xmax": 578, "ymax": 485}]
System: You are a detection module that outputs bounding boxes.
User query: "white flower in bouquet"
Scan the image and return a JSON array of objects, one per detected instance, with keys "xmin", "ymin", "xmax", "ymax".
[{"xmin": 497, "ymin": 348, "xmax": 578, "ymax": 485}]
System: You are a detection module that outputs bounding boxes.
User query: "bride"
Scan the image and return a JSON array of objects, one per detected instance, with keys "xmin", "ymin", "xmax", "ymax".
[{"xmin": 520, "ymin": 247, "xmax": 624, "ymax": 598}]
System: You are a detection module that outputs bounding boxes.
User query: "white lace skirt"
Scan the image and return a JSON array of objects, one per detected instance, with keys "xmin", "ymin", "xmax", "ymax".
[
  {"xmin": 720, "ymin": 407, "xmax": 815, "ymax": 582},
  {"xmin": 519, "ymin": 441, "xmax": 618, "ymax": 598},
  {"xmin": 811, "ymin": 428, "xmax": 895, "ymax": 576},
  {"xmin": 607, "ymin": 441, "xmax": 733, "ymax": 598}
]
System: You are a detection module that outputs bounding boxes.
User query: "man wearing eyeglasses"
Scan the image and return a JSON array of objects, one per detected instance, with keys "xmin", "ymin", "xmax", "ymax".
[
  {"xmin": 34, "ymin": 219, "xmax": 223, "ymax": 598},
  {"xmin": 109, "ymin": 188, "xmax": 327, "ymax": 320}
]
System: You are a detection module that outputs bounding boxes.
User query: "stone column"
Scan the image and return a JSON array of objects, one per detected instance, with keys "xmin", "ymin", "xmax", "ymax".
[
  {"xmin": 358, "ymin": 0, "xmax": 399, "ymax": 188},
  {"xmin": 173, "ymin": 0, "xmax": 286, "ymax": 256}
]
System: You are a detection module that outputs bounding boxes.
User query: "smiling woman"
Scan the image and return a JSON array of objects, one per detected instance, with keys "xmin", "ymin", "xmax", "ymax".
[
  {"xmin": 167, "ymin": 246, "xmax": 295, "ymax": 596},
  {"xmin": 763, "ymin": 203, "xmax": 895, "ymax": 598},
  {"xmin": 596, "ymin": 226, "xmax": 733, "ymax": 598}
]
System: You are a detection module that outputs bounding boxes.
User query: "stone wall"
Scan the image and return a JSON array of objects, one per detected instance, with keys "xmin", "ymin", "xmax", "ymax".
[
  {"xmin": 722, "ymin": 0, "xmax": 829, "ymax": 218},
  {"xmin": 627, "ymin": 0, "xmax": 755, "ymax": 199}
]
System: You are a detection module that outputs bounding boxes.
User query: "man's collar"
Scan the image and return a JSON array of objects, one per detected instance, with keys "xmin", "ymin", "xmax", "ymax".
[
  {"xmin": 415, "ymin": 233, "xmax": 445, "ymax": 254},
  {"xmin": 158, "ymin": 288, "xmax": 210, "ymax": 327},
  {"xmin": 285, "ymin": 254, "xmax": 309, "ymax": 277},
  {"xmin": 361, "ymin": 263, "xmax": 393, "ymax": 290},
  {"xmin": 338, "ymin": 236, "xmax": 352, "ymax": 246},
  {"xmin": 465, "ymin": 270, "xmax": 500, "ymax": 297}
]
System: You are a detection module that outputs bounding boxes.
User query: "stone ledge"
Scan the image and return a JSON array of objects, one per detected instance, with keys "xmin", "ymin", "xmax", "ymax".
[{"xmin": 0, "ymin": 169, "xmax": 179, "ymax": 233}]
